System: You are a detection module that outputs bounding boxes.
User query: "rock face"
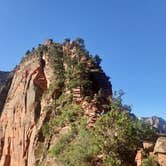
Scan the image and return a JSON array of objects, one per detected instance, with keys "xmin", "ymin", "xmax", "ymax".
[
  {"xmin": 141, "ymin": 116, "xmax": 166, "ymax": 133},
  {"xmin": 154, "ymin": 137, "xmax": 166, "ymax": 166},
  {"xmin": 154, "ymin": 137, "xmax": 166, "ymax": 154},
  {"xmin": 0, "ymin": 54, "xmax": 54, "ymax": 165},
  {"xmin": 135, "ymin": 137, "xmax": 166, "ymax": 166},
  {"xmin": 0, "ymin": 72, "xmax": 14, "ymax": 113},
  {"xmin": 0, "ymin": 39, "xmax": 112, "ymax": 166}
]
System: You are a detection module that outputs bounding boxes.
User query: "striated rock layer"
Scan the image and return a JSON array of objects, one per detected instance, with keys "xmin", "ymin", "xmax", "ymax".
[{"xmin": 0, "ymin": 39, "xmax": 112, "ymax": 166}]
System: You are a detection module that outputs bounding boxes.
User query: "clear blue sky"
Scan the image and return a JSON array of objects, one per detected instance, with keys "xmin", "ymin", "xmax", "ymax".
[{"xmin": 0, "ymin": 0, "xmax": 166, "ymax": 119}]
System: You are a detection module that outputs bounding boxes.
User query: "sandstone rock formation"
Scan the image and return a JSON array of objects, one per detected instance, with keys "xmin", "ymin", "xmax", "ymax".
[
  {"xmin": 0, "ymin": 71, "xmax": 10, "ymax": 87},
  {"xmin": 0, "ymin": 54, "xmax": 54, "ymax": 166},
  {"xmin": 0, "ymin": 39, "xmax": 112, "ymax": 166},
  {"xmin": 154, "ymin": 137, "xmax": 166, "ymax": 166},
  {"xmin": 135, "ymin": 137, "xmax": 166, "ymax": 166}
]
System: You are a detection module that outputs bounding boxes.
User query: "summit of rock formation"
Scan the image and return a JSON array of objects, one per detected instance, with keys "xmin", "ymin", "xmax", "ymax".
[{"xmin": 1, "ymin": 38, "xmax": 163, "ymax": 166}]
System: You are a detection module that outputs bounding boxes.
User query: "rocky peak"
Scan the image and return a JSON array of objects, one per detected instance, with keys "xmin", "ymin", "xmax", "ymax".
[{"xmin": 0, "ymin": 39, "xmax": 112, "ymax": 165}]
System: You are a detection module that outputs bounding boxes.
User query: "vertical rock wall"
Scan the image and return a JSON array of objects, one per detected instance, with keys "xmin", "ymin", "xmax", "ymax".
[{"xmin": 0, "ymin": 54, "xmax": 54, "ymax": 166}]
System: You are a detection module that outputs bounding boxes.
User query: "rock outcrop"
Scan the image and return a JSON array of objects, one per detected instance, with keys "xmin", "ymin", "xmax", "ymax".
[
  {"xmin": 0, "ymin": 53, "xmax": 54, "ymax": 165},
  {"xmin": 154, "ymin": 137, "xmax": 166, "ymax": 154},
  {"xmin": 154, "ymin": 137, "xmax": 166, "ymax": 166},
  {"xmin": 135, "ymin": 137, "xmax": 166, "ymax": 166},
  {"xmin": 0, "ymin": 39, "xmax": 112, "ymax": 166}
]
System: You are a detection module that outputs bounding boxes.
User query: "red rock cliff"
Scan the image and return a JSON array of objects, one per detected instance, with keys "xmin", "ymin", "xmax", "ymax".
[
  {"xmin": 0, "ymin": 53, "xmax": 54, "ymax": 166},
  {"xmin": 0, "ymin": 39, "xmax": 112, "ymax": 166}
]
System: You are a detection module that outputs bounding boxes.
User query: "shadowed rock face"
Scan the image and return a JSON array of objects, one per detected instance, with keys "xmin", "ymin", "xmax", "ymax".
[
  {"xmin": 89, "ymin": 70, "xmax": 112, "ymax": 97},
  {"xmin": 0, "ymin": 71, "xmax": 10, "ymax": 87},
  {"xmin": 0, "ymin": 72, "xmax": 14, "ymax": 113}
]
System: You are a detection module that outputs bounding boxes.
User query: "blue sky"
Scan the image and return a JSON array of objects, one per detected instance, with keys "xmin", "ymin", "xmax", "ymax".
[{"xmin": 0, "ymin": 0, "xmax": 166, "ymax": 119}]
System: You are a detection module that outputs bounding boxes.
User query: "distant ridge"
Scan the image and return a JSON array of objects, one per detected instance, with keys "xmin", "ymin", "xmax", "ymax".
[
  {"xmin": 0, "ymin": 71, "xmax": 10, "ymax": 87},
  {"xmin": 141, "ymin": 116, "xmax": 166, "ymax": 133}
]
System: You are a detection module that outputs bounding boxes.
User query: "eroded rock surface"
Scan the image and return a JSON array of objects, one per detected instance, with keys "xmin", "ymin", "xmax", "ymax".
[
  {"xmin": 154, "ymin": 137, "xmax": 166, "ymax": 154},
  {"xmin": 0, "ymin": 54, "xmax": 54, "ymax": 166}
]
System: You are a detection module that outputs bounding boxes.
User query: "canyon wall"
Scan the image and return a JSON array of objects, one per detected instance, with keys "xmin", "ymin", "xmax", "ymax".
[{"xmin": 0, "ymin": 52, "xmax": 55, "ymax": 166}]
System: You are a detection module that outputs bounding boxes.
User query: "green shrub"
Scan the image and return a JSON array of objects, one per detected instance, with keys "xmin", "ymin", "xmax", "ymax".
[
  {"xmin": 42, "ymin": 122, "xmax": 52, "ymax": 137},
  {"xmin": 51, "ymin": 130, "xmax": 76, "ymax": 156},
  {"xmin": 51, "ymin": 118, "xmax": 99, "ymax": 166},
  {"xmin": 53, "ymin": 104, "xmax": 84, "ymax": 127},
  {"xmin": 92, "ymin": 54, "xmax": 102, "ymax": 66},
  {"xmin": 68, "ymin": 78, "xmax": 81, "ymax": 89},
  {"xmin": 142, "ymin": 156, "xmax": 158, "ymax": 166}
]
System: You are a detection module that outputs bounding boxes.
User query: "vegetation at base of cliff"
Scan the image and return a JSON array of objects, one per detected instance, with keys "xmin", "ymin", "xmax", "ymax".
[
  {"xmin": 50, "ymin": 93, "xmax": 157, "ymax": 166},
  {"xmin": 142, "ymin": 156, "xmax": 158, "ymax": 166}
]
